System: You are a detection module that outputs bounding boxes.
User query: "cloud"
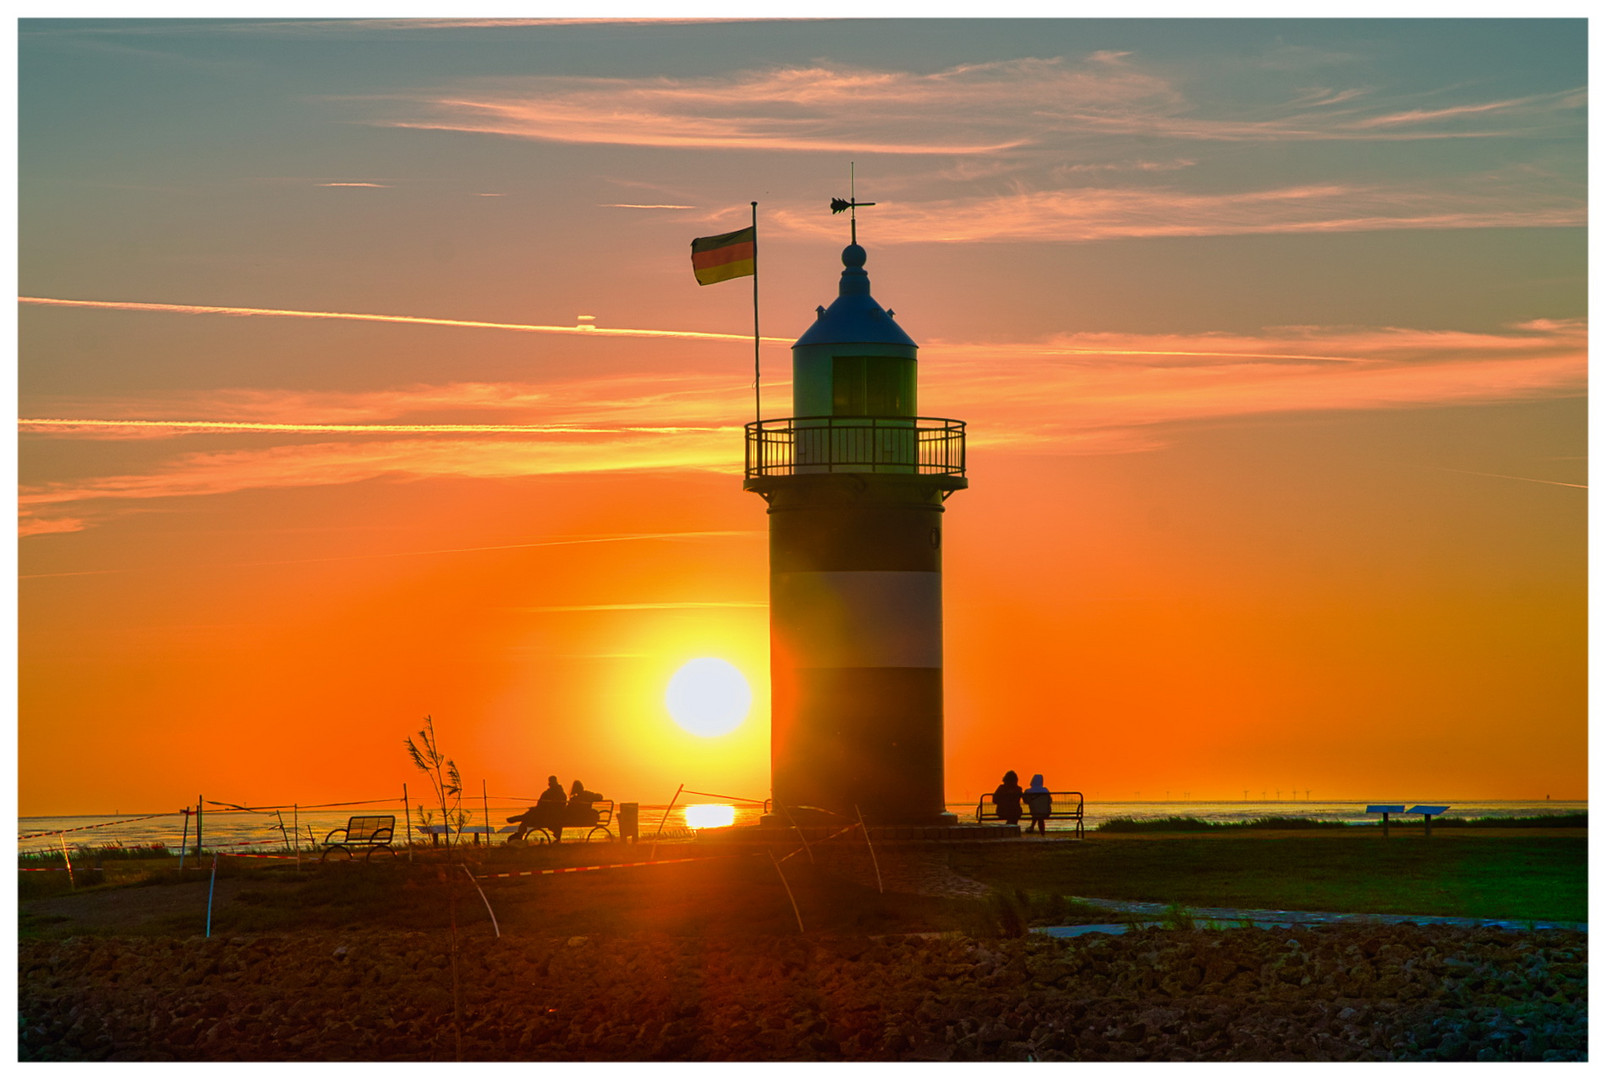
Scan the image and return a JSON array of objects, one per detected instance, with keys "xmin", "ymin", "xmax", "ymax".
[
  {"xmin": 353, "ymin": 57, "xmax": 1583, "ymax": 156},
  {"xmin": 21, "ymin": 18, "xmax": 721, "ymax": 38},
  {"xmin": 1054, "ymin": 158, "xmax": 1197, "ymax": 175},
  {"xmin": 20, "ymin": 369, "xmax": 761, "ymax": 436},
  {"xmin": 939, "ymin": 320, "xmax": 1587, "ymax": 452},
  {"xmin": 18, "ymin": 428, "xmax": 742, "ymax": 537},
  {"xmin": 19, "ymin": 517, "xmax": 86, "ymax": 539},
  {"xmin": 770, "ymin": 172, "xmax": 1584, "ymax": 243},
  {"xmin": 1344, "ymin": 90, "xmax": 1588, "ymax": 131},
  {"xmin": 333, "ymin": 54, "xmax": 1580, "ymax": 243},
  {"xmin": 354, "ymin": 57, "xmax": 1162, "ymax": 154},
  {"xmin": 18, "ymin": 419, "xmax": 712, "ymax": 436},
  {"xmin": 1289, "ymin": 87, "xmax": 1371, "ymax": 108},
  {"xmin": 19, "ymin": 319, "xmax": 1584, "ymax": 535}
]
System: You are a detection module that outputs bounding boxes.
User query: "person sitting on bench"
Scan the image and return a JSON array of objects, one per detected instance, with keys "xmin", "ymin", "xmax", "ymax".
[
  {"xmin": 991, "ymin": 770, "xmax": 1024, "ymax": 827},
  {"xmin": 565, "ymin": 780, "xmax": 605, "ymax": 829},
  {"xmin": 1024, "ymin": 774, "xmax": 1053, "ymax": 835},
  {"xmin": 507, "ymin": 775, "xmax": 567, "ymax": 842}
]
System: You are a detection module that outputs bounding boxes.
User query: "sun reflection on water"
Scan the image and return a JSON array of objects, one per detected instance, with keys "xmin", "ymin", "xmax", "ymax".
[{"xmin": 684, "ymin": 804, "xmax": 736, "ymax": 829}]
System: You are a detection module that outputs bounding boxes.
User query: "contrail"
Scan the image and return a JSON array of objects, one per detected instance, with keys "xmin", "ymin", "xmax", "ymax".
[
  {"xmin": 522, "ymin": 600, "xmax": 767, "ymax": 613},
  {"xmin": 19, "ymin": 418, "xmax": 731, "ymax": 435},
  {"xmin": 17, "ymin": 529, "xmax": 759, "ymax": 578},
  {"xmin": 233, "ymin": 529, "xmax": 758, "ymax": 567},
  {"xmin": 1423, "ymin": 464, "xmax": 1586, "ymax": 489},
  {"xmin": 21, "ymin": 295, "xmax": 1385, "ymax": 364},
  {"xmin": 19, "ymin": 295, "xmax": 794, "ymax": 345}
]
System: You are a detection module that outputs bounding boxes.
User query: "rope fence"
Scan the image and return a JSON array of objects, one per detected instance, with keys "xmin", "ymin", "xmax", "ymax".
[
  {"xmin": 18, "ymin": 812, "xmax": 177, "ymax": 841},
  {"xmin": 202, "ymin": 797, "xmax": 399, "ymax": 812},
  {"xmin": 681, "ymin": 789, "xmax": 767, "ymax": 804},
  {"xmin": 20, "ymin": 784, "xmax": 793, "ymax": 865}
]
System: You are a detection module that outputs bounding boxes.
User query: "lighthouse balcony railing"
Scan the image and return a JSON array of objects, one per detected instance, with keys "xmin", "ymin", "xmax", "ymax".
[{"xmin": 744, "ymin": 416, "xmax": 966, "ymax": 481}]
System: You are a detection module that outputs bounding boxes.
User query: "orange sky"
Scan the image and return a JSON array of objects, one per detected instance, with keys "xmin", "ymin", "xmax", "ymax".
[{"xmin": 16, "ymin": 18, "xmax": 1587, "ymax": 814}]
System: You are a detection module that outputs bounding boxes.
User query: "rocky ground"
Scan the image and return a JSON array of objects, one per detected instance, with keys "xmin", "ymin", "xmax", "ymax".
[{"xmin": 19, "ymin": 921, "xmax": 1586, "ymax": 1061}]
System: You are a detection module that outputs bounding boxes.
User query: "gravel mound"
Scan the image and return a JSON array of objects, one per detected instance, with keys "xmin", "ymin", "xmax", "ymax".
[{"xmin": 19, "ymin": 922, "xmax": 1585, "ymax": 1061}]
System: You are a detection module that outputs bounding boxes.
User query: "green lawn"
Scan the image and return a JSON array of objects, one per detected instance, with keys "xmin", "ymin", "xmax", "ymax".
[{"xmin": 949, "ymin": 834, "xmax": 1587, "ymax": 923}]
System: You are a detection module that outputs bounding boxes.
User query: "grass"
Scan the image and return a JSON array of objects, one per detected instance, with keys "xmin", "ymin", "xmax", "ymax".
[
  {"xmin": 19, "ymin": 842, "xmax": 175, "ymax": 864},
  {"xmin": 18, "ymin": 847, "xmax": 981, "ymax": 942},
  {"xmin": 18, "ymin": 829, "xmax": 1588, "ymax": 941},
  {"xmin": 1097, "ymin": 815, "xmax": 1351, "ymax": 832},
  {"xmin": 1442, "ymin": 813, "xmax": 1589, "ymax": 828},
  {"xmin": 1094, "ymin": 813, "xmax": 1586, "ymax": 832},
  {"xmin": 949, "ymin": 834, "xmax": 1586, "ymax": 923}
]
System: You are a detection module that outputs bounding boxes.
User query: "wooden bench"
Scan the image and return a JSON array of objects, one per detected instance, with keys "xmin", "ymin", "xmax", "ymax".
[
  {"xmin": 976, "ymin": 791, "xmax": 1085, "ymax": 839},
  {"xmin": 508, "ymin": 800, "xmax": 616, "ymax": 844},
  {"xmin": 321, "ymin": 815, "xmax": 396, "ymax": 861}
]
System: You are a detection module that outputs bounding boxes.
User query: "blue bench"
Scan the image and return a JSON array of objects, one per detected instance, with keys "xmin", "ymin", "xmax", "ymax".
[{"xmin": 1365, "ymin": 803, "xmax": 1450, "ymax": 837}]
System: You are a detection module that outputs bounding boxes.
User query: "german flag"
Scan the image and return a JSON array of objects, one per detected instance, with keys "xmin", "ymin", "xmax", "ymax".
[{"xmin": 690, "ymin": 226, "xmax": 755, "ymax": 286}]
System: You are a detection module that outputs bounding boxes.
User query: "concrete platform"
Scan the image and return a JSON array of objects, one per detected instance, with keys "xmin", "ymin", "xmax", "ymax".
[{"xmin": 694, "ymin": 822, "xmax": 1025, "ymax": 845}]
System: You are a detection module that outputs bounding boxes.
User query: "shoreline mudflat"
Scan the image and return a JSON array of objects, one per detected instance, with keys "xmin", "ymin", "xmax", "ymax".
[
  {"xmin": 19, "ymin": 922, "xmax": 1586, "ymax": 1061},
  {"xmin": 17, "ymin": 833, "xmax": 1588, "ymax": 1061}
]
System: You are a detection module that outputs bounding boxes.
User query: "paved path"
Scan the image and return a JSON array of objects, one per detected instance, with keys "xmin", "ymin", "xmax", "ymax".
[{"xmin": 1035, "ymin": 897, "xmax": 1585, "ymax": 937}]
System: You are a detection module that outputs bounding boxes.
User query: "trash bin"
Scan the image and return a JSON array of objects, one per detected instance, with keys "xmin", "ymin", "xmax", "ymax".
[{"xmin": 619, "ymin": 802, "xmax": 638, "ymax": 843}]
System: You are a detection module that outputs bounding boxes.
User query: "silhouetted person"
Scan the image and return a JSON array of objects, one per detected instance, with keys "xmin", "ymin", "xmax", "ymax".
[
  {"xmin": 565, "ymin": 780, "xmax": 604, "ymax": 829},
  {"xmin": 1024, "ymin": 774, "xmax": 1052, "ymax": 835},
  {"xmin": 992, "ymin": 770, "xmax": 1024, "ymax": 827},
  {"xmin": 507, "ymin": 775, "xmax": 567, "ymax": 843}
]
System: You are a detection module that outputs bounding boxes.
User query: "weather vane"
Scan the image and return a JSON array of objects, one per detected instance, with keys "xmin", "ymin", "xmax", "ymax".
[{"xmin": 830, "ymin": 162, "xmax": 876, "ymax": 245}]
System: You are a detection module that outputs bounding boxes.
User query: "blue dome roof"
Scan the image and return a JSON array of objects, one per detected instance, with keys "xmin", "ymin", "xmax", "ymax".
[{"xmin": 792, "ymin": 244, "xmax": 916, "ymax": 349}]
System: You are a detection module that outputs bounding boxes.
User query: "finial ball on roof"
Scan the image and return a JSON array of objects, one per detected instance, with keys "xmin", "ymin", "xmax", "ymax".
[{"xmin": 842, "ymin": 244, "xmax": 867, "ymax": 269}]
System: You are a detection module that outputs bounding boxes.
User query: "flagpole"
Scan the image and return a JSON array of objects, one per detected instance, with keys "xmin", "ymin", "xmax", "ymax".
[{"xmin": 751, "ymin": 200, "xmax": 760, "ymax": 424}]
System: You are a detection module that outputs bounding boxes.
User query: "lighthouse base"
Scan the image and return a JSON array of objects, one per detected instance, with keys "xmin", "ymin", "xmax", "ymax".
[{"xmin": 759, "ymin": 810, "xmax": 958, "ymax": 830}]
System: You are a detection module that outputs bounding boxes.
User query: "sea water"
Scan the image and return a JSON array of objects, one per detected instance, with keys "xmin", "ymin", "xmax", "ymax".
[{"xmin": 16, "ymin": 798, "xmax": 1585, "ymax": 858}]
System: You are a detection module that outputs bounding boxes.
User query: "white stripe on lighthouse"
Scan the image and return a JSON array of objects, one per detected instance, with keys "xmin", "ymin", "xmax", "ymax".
[{"xmin": 772, "ymin": 570, "xmax": 941, "ymax": 669}]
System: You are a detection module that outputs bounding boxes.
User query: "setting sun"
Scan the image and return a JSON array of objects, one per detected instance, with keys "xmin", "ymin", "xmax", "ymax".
[{"xmin": 665, "ymin": 658, "xmax": 752, "ymax": 737}]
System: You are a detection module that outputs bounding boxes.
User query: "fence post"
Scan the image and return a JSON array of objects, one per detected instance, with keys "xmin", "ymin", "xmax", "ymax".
[
  {"xmin": 650, "ymin": 784, "xmax": 685, "ymax": 860},
  {"xmin": 205, "ymin": 853, "xmax": 219, "ymax": 938},
  {"xmin": 178, "ymin": 808, "xmax": 190, "ymax": 873},
  {"xmin": 652, "ymin": 784, "xmax": 684, "ymax": 843},
  {"xmin": 294, "ymin": 804, "xmax": 301, "ymax": 871},
  {"xmin": 403, "ymin": 783, "xmax": 413, "ymax": 863},
  {"xmin": 195, "ymin": 795, "xmax": 203, "ymax": 861}
]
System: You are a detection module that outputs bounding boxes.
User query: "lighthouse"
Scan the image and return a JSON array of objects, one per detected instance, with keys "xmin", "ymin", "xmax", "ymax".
[{"xmin": 744, "ymin": 218, "xmax": 967, "ymax": 826}]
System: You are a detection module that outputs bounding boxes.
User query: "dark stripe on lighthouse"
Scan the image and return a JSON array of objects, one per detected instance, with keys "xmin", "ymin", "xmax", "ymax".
[{"xmin": 767, "ymin": 486, "xmax": 951, "ymax": 823}]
